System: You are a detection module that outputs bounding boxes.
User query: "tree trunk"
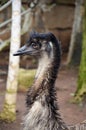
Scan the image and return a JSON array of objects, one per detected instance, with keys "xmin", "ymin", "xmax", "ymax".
[
  {"xmin": 74, "ymin": 2, "xmax": 86, "ymax": 103},
  {"xmin": 67, "ymin": 0, "xmax": 83, "ymax": 66},
  {"xmin": 0, "ymin": 0, "xmax": 21, "ymax": 122}
]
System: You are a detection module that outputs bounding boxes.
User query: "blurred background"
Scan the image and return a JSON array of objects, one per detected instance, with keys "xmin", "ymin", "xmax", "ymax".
[{"xmin": 0, "ymin": 0, "xmax": 86, "ymax": 130}]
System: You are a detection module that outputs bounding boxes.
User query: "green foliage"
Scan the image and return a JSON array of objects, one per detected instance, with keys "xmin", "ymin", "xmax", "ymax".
[
  {"xmin": 74, "ymin": 3, "xmax": 86, "ymax": 103},
  {"xmin": 18, "ymin": 69, "xmax": 36, "ymax": 91},
  {"xmin": 0, "ymin": 102, "xmax": 16, "ymax": 122}
]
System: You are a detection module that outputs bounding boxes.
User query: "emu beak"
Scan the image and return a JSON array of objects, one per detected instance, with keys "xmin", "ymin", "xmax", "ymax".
[{"xmin": 13, "ymin": 45, "xmax": 28, "ymax": 56}]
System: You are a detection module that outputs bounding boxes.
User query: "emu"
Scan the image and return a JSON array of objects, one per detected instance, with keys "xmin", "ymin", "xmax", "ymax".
[{"xmin": 14, "ymin": 32, "xmax": 69, "ymax": 130}]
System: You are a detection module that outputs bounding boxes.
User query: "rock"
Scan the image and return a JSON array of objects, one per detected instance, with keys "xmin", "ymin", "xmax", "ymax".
[{"xmin": 44, "ymin": 5, "xmax": 74, "ymax": 29}]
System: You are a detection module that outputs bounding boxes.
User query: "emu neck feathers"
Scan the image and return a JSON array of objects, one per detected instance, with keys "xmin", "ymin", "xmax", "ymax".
[
  {"xmin": 35, "ymin": 53, "xmax": 51, "ymax": 79},
  {"xmin": 35, "ymin": 43, "xmax": 54, "ymax": 89}
]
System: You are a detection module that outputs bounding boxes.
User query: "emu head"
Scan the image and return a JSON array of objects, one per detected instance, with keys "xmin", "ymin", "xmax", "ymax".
[{"xmin": 13, "ymin": 32, "xmax": 55, "ymax": 58}]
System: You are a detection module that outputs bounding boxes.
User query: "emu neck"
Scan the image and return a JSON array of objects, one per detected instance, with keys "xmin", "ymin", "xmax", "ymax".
[
  {"xmin": 36, "ymin": 53, "xmax": 52, "ymax": 77},
  {"xmin": 35, "ymin": 47, "xmax": 60, "ymax": 90}
]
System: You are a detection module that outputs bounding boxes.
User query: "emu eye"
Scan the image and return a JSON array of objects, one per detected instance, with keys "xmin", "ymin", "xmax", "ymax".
[{"xmin": 31, "ymin": 42, "xmax": 40, "ymax": 49}]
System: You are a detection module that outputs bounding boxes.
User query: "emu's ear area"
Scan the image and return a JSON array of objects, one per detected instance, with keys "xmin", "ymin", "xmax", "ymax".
[
  {"xmin": 46, "ymin": 44, "xmax": 51, "ymax": 52},
  {"xmin": 45, "ymin": 42, "xmax": 52, "ymax": 53}
]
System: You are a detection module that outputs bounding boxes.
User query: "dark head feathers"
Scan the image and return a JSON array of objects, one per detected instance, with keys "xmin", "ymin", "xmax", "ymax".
[
  {"xmin": 29, "ymin": 31, "xmax": 60, "ymax": 44},
  {"xmin": 30, "ymin": 31, "xmax": 61, "ymax": 51}
]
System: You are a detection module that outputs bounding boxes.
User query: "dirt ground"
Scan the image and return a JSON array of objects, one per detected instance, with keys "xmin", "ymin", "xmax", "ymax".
[{"xmin": 0, "ymin": 66, "xmax": 86, "ymax": 130}]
